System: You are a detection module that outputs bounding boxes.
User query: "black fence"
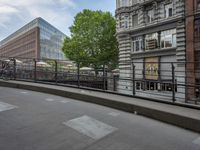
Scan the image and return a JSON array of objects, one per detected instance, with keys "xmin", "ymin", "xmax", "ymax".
[{"xmin": 0, "ymin": 57, "xmax": 200, "ymax": 106}]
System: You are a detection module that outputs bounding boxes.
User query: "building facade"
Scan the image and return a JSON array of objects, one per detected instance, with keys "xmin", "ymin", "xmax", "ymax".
[
  {"xmin": 0, "ymin": 17, "xmax": 66, "ymax": 60},
  {"xmin": 185, "ymin": 0, "xmax": 200, "ymax": 99},
  {"xmin": 115, "ymin": 0, "xmax": 187, "ymax": 101}
]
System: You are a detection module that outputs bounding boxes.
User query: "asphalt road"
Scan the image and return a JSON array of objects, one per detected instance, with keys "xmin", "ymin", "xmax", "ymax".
[{"xmin": 0, "ymin": 86, "xmax": 199, "ymax": 150}]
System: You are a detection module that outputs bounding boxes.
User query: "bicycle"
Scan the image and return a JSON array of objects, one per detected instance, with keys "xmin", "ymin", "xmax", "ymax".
[{"xmin": 0, "ymin": 60, "xmax": 13, "ymax": 80}]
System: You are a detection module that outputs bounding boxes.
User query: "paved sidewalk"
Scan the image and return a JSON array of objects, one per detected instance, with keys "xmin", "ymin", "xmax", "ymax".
[{"xmin": 0, "ymin": 80, "xmax": 200, "ymax": 132}]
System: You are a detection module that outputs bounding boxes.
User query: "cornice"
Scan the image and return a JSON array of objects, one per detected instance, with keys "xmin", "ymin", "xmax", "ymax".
[{"xmin": 117, "ymin": 16, "xmax": 184, "ymax": 36}]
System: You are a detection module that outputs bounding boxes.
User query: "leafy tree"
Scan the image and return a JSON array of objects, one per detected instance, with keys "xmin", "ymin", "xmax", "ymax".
[{"xmin": 62, "ymin": 9, "xmax": 118, "ymax": 73}]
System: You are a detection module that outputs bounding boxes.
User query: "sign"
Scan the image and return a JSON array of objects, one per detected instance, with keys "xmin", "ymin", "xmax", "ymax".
[{"xmin": 145, "ymin": 57, "xmax": 159, "ymax": 80}]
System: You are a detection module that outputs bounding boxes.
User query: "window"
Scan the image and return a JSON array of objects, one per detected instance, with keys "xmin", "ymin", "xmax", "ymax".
[
  {"xmin": 198, "ymin": 0, "xmax": 200, "ymax": 10},
  {"xmin": 161, "ymin": 29, "xmax": 176, "ymax": 48},
  {"xmin": 195, "ymin": 19, "xmax": 200, "ymax": 42},
  {"xmin": 145, "ymin": 33, "xmax": 158, "ymax": 50},
  {"xmin": 136, "ymin": 82, "xmax": 141, "ymax": 90},
  {"xmin": 147, "ymin": 9, "xmax": 154, "ymax": 23},
  {"xmin": 124, "ymin": 16, "xmax": 129, "ymax": 28},
  {"xmin": 119, "ymin": 15, "xmax": 129, "ymax": 29},
  {"xmin": 132, "ymin": 14, "xmax": 138, "ymax": 28},
  {"xmin": 132, "ymin": 36, "xmax": 143, "ymax": 52},
  {"xmin": 165, "ymin": 3, "xmax": 173, "ymax": 18},
  {"xmin": 119, "ymin": 0, "xmax": 129, "ymax": 7}
]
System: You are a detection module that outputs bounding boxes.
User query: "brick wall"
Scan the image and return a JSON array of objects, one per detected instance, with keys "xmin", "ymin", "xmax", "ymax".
[{"xmin": 185, "ymin": 0, "xmax": 196, "ymax": 100}]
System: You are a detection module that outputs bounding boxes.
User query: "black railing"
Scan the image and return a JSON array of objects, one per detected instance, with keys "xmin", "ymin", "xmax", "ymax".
[{"xmin": 0, "ymin": 57, "xmax": 200, "ymax": 106}]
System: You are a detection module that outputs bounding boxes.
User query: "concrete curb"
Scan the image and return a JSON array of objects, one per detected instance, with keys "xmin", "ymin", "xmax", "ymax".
[{"xmin": 0, "ymin": 80, "xmax": 200, "ymax": 133}]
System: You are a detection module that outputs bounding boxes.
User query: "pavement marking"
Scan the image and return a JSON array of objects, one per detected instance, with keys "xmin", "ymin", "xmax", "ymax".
[
  {"xmin": 193, "ymin": 137, "xmax": 200, "ymax": 145},
  {"xmin": 80, "ymin": 90, "xmax": 86, "ymax": 93},
  {"xmin": 108, "ymin": 112, "xmax": 120, "ymax": 117},
  {"xmin": 63, "ymin": 115, "xmax": 118, "ymax": 140},
  {"xmin": 20, "ymin": 91, "xmax": 28, "ymax": 94},
  {"xmin": 45, "ymin": 98, "xmax": 55, "ymax": 102},
  {"xmin": 0, "ymin": 102, "xmax": 18, "ymax": 112},
  {"xmin": 59, "ymin": 100, "xmax": 69, "ymax": 103}
]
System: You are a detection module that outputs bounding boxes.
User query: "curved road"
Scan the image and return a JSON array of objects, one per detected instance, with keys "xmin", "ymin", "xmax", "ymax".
[{"xmin": 0, "ymin": 86, "xmax": 199, "ymax": 150}]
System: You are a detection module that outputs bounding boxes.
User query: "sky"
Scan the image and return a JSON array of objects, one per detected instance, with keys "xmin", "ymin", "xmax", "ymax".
[{"xmin": 0, "ymin": 0, "xmax": 116, "ymax": 41}]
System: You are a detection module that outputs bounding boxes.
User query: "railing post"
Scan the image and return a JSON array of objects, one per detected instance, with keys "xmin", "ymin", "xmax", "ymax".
[
  {"xmin": 55, "ymin": 60, "xmax": 58, "ymax": 84},
  {"xmin": 13, "ymin": 58, "xmax": 16, "ymax": 80},
  {"xmin": 77, "ymin": 62, "xmax": 80, "ymax": 87},
  {"xmin": 113, "ymin": 75, "xmax": 116, "ymax": 91},
  {"xmin": 172, "ymin": 63, "xmax": 176, "ymax": 102},
  {"xmin": 34, "ymin": 59, "xmax": 37, "ymax": 82},
  {"xmin": 132, "ymin": 63, "xmax": 136, "ymax": 96},
  {"xmin": 103, "ymin": 64, "xmax": 106, "ymax": 90}
]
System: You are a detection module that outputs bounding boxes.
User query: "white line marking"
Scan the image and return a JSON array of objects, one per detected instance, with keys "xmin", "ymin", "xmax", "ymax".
[
  {"xmin": 63, "ymin": 115, "xmax": 118, "ymax": 140},
  {"xmin": 20, "ymin": 92, "xmax": 28, "ymax": 94},
  {"xmin": 45, "ymin": 98, "xmax": 55, "ymax": 102},
  {"xmin": 60, "ymin": 100, "xmax": 69, "ymax": 103},
  {"xmin": 0, "ymin": 102, "xmax": 18, "ymax": 112},
  {"xmin": 193, "ymin": 137, "xmax": 200, "ymax": 145},
  {"xmin": 108, "ymin": 112, "xmax": 120, "ymax": 117}
]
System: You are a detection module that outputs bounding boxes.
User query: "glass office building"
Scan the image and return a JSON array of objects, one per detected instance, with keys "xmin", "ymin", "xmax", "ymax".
[
  {"xmin": 38, "ymin": 18, "xmax": 66, "ymax": 60},
  {"xmin": 0, "ymin": 17, "xmax": 66, "ymax": 60}
]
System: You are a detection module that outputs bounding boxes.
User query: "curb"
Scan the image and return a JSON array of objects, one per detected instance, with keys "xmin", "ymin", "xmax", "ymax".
[{"xmin": 0, "ymin": 80, "xmax": 200, "ymax": 133}]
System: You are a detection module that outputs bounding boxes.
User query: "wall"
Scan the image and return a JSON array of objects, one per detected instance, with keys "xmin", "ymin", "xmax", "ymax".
[{"xmin": 0, "ymin": 27, "xmax": 39, "ymax": 59}]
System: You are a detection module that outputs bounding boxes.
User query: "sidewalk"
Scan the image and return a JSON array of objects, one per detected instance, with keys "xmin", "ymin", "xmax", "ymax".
[{"xmin": 0, "ymin": 80, "xmax": 200, "ymax": 133}]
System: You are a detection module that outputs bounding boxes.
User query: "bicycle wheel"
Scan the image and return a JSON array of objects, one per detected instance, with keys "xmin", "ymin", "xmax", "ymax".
[{"xmin": 2, "ymin": 71, "xmax": 9, "ymax": 81}]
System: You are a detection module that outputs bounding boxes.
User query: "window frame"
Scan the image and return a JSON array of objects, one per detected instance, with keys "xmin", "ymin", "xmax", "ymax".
[
  {"xmin": 164, "ymin": 3, "xmax": 173, "ymax": 18},
  {"xmin": 160, "ymin": 29, "xmax": 176, "ymax": 49},
  {"xmin": 145, "ymin": 33, "xmax": 158, "ymax": 50},
  {"xmin": 132, "ymin": 36, "xmax": 143, "ymax": 52},
  {"xmin": 132, "ymin": 14, "xmax": 138, "ymax": 28},
  {"xmin": 124, "ymin": 15, "xmax": 129, "ymax": 29},
  {"xmin": 147, "ymin": 9, "xmax": 154, "ymax": 23},
  {"xmin": 197, "ymin": 0, "xmax": 200, "ymax": 10}
]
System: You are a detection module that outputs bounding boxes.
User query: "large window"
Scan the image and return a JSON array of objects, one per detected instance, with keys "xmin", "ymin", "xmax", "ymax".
[
  {"xmin": 145, "ymin": 33, "xmax": 158, "ymax": 50},
  {"xmin": 132, "ymin": 36, "xmax": 143, "ymax": 52},
  {"xmin": 165, "ymin": 3, "xmax": 173, "ymax": 18},
  {"xmin": 132, "ymin": 14, "xmax": 138, "ymax": 28},
  {"xmin": 161, "ymin": 29, "xmax": 176, "ymax": 48}
]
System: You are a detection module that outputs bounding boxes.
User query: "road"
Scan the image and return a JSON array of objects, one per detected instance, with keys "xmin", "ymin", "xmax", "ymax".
[{"xmin": 0, "ymin": 86, "xmax": 199, "ymax": 150}]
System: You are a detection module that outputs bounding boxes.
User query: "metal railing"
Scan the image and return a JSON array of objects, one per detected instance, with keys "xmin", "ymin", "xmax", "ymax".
[{"xmin": 0, "ymin": 57, "xmax": 200, "ymax": 106}]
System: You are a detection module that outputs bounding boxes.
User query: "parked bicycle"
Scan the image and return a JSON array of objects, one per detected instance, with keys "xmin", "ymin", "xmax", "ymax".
[{"xmin": 0, "ymin": 59, "xmax": 14, "ymax": 80}]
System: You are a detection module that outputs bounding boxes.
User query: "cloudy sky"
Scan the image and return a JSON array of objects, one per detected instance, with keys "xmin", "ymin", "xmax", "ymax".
[{"xmin": 0, "ymin": 0, "xmax": 116, "ymax": 41}]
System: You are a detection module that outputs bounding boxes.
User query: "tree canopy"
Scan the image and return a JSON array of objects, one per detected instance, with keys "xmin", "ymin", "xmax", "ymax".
[{"xmin": 62, "ymin": 9, "xmax": 118, "ymax": 70}]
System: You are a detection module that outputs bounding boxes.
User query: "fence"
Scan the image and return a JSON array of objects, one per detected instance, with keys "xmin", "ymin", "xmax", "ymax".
[{"xmin": 0, "ymin": 57, "xmax": 199, "ymax": 106}]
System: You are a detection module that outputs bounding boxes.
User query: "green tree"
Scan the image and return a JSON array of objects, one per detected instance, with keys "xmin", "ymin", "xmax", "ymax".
[{"xmin": 62, "ymin": 9, "xmax": 118, "ymax": 73}]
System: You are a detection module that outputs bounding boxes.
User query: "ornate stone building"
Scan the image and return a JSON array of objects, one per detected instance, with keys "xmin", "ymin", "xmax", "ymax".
[{"xmin": 115, "ymin": 0, "xmax": 186, "ymax": 101}]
